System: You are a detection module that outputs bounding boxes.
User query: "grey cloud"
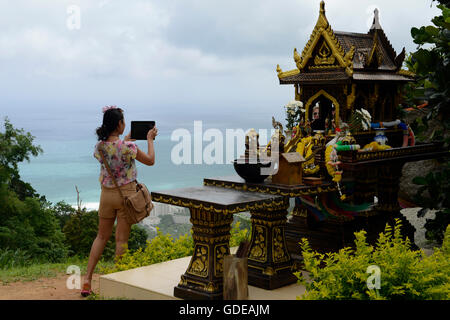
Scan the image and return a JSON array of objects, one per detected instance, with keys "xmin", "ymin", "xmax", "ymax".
[{"xmin": 0, "ymin": 0, "xmax": 442, "ymax": 115}]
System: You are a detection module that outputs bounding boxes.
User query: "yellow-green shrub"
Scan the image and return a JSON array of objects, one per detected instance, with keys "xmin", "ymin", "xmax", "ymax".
[
  {"xmin": 100, "ymin": 221, "xmax": 250, "ymax": 274},
  {"xmin": 296, "ymin": 219, "xmax": 450, "ymax": 300}
]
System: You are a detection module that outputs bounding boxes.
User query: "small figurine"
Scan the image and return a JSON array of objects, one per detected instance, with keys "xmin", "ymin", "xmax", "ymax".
[
  {"xmin": 312, "ymin": 103, "xmax": 320, "ymax": 121},
  {"xmin": 305, "ymin": 120, "xmax": 312, "ymax": 136}
]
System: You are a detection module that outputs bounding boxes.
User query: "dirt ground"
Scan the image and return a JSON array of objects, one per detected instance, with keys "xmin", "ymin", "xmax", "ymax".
[{"xmin": 0, "ymin": 273, "xmax": 101, "ymax": 300}]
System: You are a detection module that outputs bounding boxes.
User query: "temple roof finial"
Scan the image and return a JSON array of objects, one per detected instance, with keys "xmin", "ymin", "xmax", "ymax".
[
  {"xmin": 370, "ymin": 8, "xmax": 382, "ymax": 30},
  {"xmin": 316, "ymin": 1, "xmax": 329, "ymax": 29}
]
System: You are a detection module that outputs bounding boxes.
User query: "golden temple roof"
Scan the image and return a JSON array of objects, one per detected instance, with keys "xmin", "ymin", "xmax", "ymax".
[{"xmin": 277, "ymin": 1, "xmax": 414, "ymax": 84}]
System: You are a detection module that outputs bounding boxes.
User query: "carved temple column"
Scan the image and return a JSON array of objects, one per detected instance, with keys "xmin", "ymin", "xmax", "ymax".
[
  {"xmin": 248, "ymin": 198, "xmax": 297, "ymax": 289},
  {"xmin": 174, "ymin": 207, "xmax": 234, "ymax": 300}
]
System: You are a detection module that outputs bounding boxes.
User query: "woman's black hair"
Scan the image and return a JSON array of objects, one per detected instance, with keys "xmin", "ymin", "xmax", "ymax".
[{"xmin": 96, "ymin": 108, "xmax": 124, "ymax": 141}]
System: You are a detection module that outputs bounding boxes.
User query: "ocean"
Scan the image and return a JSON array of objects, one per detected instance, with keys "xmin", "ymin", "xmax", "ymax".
[{"xmin": 7, "ymin": 105, "xmax": 281, "ymax": 209}]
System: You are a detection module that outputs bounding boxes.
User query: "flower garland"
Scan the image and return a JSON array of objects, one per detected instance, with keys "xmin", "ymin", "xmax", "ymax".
[{"xmin": 325, "ymin": 129, "xmax": 360, "ymax": 200}]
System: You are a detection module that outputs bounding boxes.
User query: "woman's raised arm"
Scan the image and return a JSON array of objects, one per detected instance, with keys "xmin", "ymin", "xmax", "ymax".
[{"xmin": 136, "ymin": 127, "xmax": 157, "ymax": 166}]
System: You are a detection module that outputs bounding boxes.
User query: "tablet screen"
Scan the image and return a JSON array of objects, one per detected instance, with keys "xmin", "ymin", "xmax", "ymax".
[{"xmin": 131, "ymin": 121, "xmax": 155, "ymax": 140}]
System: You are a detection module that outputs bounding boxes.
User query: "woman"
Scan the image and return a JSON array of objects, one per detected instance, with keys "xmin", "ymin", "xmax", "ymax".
[{"xmin": 81, "ymin": 106, "xmax": 158, "ymax": 297}]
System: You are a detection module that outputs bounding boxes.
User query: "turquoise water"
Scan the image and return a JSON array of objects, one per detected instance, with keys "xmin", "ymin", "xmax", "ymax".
[
  {"xmin": 18, "ymin": 135, "xmax": 238, "ymax": 207},
  {"xmin": 11, "ymin": 107, "xmax": 279, "ymax": 208}
]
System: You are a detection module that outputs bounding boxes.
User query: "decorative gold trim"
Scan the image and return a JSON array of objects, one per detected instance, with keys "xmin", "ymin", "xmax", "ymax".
[
  {"xmin": 178, "ymin": 276, "xmax": 219, "ymax": 293},
  {"xmin": 214, "ymin": 244, "xmax": 229, "ymax": 277},
  {"xmin": 192, "ymin": 234, "xmax": 231, "ymax": 244},
  {"xmin": 295, "ymin": 84, "xmax": 300, "ymax": 101},
  {"xmin": 202, "ymin": 180, "xmax": 337, "ymax": 197},
  {"xmin": 248, "ymin": 264, "xmax": 291, "ymax": 274},
  {"xmin": 151, "ymin": 194, "xmax": 288, "ymax": 214},
  {"xmin": 277, "ymin": 2, "xmax": 356, "ymax": 79},
  {"xmin": 347, "ymin": 83, "xmax": 356, "ymax": 110},
  {"xmin": 205, "ymin": 282, "xmax": 219, "ymax": 293},
  {"xmin": 292, "ymin": 204, "xmax": 307, "ymax": 217},
  {"xmin": 263, "ymin": 267, "xmax": 275, "ymax": 276},
  {"xmin": 284, "ymin": 124, "xmax": 304, "ymax": 153},
  {"xmin": 369, "ymin": 83, "xmax": 379, "ymax": 110},
  {"xmin": 249, "ymin": 225, "xmax": 268, "ymax": 263},
  {"xmin": 276, "ymin": 64, "xmax": 282, "ymax": 75},
  {"xmin": 272, "ymin": 227, "xmax": 289, "ymax": 263},
  {"xmin": 251, "ymin": 218, "xmax": 285, "ymax": 227},
  {"xmin": 367, "ymin": 31, "xmax": 382, "ymax": 68},
  {"xmin": 278, "ymin": 68, "xmax": 300, "ymax": 79},
  {"xmin": 314, "ymin": 41, "xmax": 336, "ymax": 65},
  {"xmin": 178, "ymin": 275, "xmax": 188, "ymax": 286},
  {"xmin": 297, "ymin": 1, "xmax": 350, "ymax": 75},
  {"xmin": 356, "ymin": 145, "xmax": 441, "ymax": 161},
  {"xmin": 294, "ymin": 47, "xmax": 302, "ymax": 69},
  {"xmin": 186, "ymin": 244, "xmax": 209, "ymax": 278},
  {"xmin": 304, "ymin": 89, "xmax": 340, "ymax": 127},
  {"xmin": 309, "ymin": 65, "xmax": 341, "ymax": 70},
  {"xmin": 344, "ymin": 45, "xmax": 355, "ymax": 76}
]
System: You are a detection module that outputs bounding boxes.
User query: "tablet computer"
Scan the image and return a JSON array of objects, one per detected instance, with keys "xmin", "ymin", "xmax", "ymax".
[{"xmin": 130, "ymin": 121, "xmax": 155, "ymax": 140}]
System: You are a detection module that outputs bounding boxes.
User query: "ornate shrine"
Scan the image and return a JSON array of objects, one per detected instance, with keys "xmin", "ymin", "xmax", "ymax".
[
  {"xmin": 276, "ymin": 2, "xmax": 414, "ymax": 130},
  {"xmin": 150, "ymin": 1, "xmax": 449, "ymax": 300},
  {"xmin": 269, "ymin": 1, "xmax": 447, "ymax": 256}
]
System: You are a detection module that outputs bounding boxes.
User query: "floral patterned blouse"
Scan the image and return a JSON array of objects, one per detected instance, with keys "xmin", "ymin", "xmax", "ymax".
[{"xmin": 94, "ymin": 140, "xmax": 138, "ymax": 187}]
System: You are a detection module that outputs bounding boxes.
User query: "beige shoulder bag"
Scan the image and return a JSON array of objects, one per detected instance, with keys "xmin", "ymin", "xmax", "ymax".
[{"xmin": 99, "ymin": 142, "xmax": 153, "ymax": 225}]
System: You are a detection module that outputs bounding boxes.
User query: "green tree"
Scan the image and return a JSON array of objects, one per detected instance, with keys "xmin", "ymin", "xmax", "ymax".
[
  {"xmin": 0, "ymin": 117, "xmax": 43, "ymax": 200},
  {"xmin": 62, "ymin": 209, "xmax": 112, "ymax": 259},
  {"xmin": 407, "ymin": 0, "xmax": 450, "ymax": 244},
  {"xmin": 408, "ymin": 0, "xmax": 450, "ymax": 136},
  {"xmin": 128, "ymin": 224, "xmax": 149, "ymax": 252},
  {"xmin": 52, "ymin": 201, "xmax": 77, "ymax": 230},
  {"xmin": 0, "ymin": 118, "xmax": 68, "ymax": 263}
]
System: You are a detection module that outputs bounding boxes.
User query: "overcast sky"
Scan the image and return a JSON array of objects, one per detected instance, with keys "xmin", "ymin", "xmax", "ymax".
[{"xmin": 0, "ymin": 0, "xmax": 441, "ymax": 125}]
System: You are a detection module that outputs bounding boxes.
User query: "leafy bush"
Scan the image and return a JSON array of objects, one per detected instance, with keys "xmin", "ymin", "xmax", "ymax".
[
  {"xmin": 0, "ymin": 248, "xmax": 32, "ymax": 269},
  {"xmin": 295, "ymin": 219, "xmax": 450, "ymax": 300},
  {"xmin": 100, "ymin": 221, "xmax": 250, "ymax": 274},
  {"xmin": 0, "ymin": 189, "xmax": 69, "ymax": 263},
  {"xmin": 229, "ymin": 221, "xmax": 251, "ymax": 247},
  {"xmin": 100, "ymin": 228, "xmax": 193, "ymax": 274},
  {"xmin": 62, "ymin": 209, "xmax": 148, "ymax": 260}
]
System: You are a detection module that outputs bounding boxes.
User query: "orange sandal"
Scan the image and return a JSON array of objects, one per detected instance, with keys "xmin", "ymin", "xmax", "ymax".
[{"xmin": 80, "ymin": 282, "xmax": 93, "ymax": 297}]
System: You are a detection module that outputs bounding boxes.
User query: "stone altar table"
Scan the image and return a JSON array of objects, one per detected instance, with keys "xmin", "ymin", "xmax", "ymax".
[{"xmin": 151, "ymin": 185, "xmax": 294, "ymax": 300}]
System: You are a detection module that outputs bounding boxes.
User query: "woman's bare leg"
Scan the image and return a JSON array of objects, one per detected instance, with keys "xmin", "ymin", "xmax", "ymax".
[
  {"xmin": 83, "ymin": 217, "xmax": 116, "ymax": 286},
  {"xmin": 115, "ymin": 217, "xmax": 132, "ymax": 259}
]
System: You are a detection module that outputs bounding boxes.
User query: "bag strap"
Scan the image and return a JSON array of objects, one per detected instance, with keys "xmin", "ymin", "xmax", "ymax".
[{"xmin": 99, "ymin": 142, "xmax": 127, "ymax": 202}]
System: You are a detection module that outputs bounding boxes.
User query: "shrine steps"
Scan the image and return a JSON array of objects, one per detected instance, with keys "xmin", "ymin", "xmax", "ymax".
[{"xmin": 99, "ymin": 248, "xmax": 306, "ymax": 300}]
